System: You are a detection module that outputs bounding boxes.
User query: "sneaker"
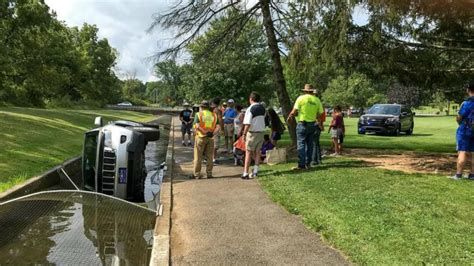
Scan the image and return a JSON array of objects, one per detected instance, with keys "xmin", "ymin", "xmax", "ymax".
[
  {"xmin": 241, "ymin": 173, "xmax": 249, "ymax": 180},
  {"xmin": 207, "ymin": 174, "xmax": 213, "ymax": 179},
  {"xmin": 448, "ymin": 174, "xmax": 463, "ymax": 180},
  {"xmin": 291, "ymin": 166, "xmax": 307, "ymax": 171},
  {"xmin": 182, "ymin": 141, "xmax": 186, "ymax": 146},
  {"xmin": 189, "ymin": 174, "xmax": 200, "ymax": 179},
  {"xmin": 329, "ymin": 153, "xmax": 340, "ymax": 157},
  {"xmin": 468, "ymin": 174, "xmax": 474, "ymax": 180},
  {"xmin": 188, "ymin": 142, "xmax": 192, "ymax": 147},
  {"xmin": 310, "ymin": 162, "xmax": 320, "ymax": 167},
  {"xmin": 213, "ymin": 160, "xmax": 219, "ymax": 165}
]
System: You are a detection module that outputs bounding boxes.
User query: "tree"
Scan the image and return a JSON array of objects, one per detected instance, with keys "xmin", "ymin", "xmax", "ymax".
[
  {"xmin": 151, "ymin": 0, "xmax": 299, "ymax": 144},
  {"xmin": 323, "ymin": 73, "xmax": 385, "ymax": 108},
  {"xmin": 182, "ymin": 11, "xmax": 273, "ymax": 104}
]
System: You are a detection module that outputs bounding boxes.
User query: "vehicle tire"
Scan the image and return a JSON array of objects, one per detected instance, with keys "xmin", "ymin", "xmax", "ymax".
[
  {"xmin": 358, "ymin": 130, "xmax": 365, "ymax": 135},
  {"xmin": 394, "ymin": 125, "xmax": 401, "ymax": 136},
  {"xmin": 141, "ymin": 123, "xmax": 160, "ymax": 129},
  {"xmin": 132, "ymin": 126, "xmax": 160, "ymax": 142},
  {"xmin": 406, "ymin": 123, "xmax": 414, "ymax": 135}
]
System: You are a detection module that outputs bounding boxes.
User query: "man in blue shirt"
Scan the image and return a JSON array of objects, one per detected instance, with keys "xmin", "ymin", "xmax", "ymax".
[
  {"xmin": 452, "ymin": 81, "xmax": 474, "ymax": 180},
  {"xmin": 179, "ymin": 103, "xmax": 193, "ymax": 146},
  {"xmin": 223, "ymin": 99, "xmax": 238, "ymax": 153}
]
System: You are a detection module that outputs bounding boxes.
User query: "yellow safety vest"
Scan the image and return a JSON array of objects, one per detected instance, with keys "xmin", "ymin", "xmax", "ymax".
[{"xmin": 196, "ymin": 110, "xmax": 217, "ymax": 137}]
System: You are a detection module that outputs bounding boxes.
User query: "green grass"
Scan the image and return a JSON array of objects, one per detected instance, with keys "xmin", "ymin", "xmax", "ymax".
[
  {"xmin": 259, "ymin": 158, "xmax": 474, "ymax": 265},
  {"xmin": 0, "ymin": 107, "xmax": 155, "ymax": 192},
  {"xmin": 279, "ymin": 116, "xmax": 458, "ymax": 153}
]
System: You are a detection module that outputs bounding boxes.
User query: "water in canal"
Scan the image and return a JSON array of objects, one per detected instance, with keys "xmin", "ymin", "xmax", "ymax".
[{"xmin": 0, "ymin": 115, "xmax": 171, "ymax": 265}]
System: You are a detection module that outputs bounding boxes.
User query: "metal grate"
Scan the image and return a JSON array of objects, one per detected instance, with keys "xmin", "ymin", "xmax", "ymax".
[
  {"xmin": 0, "ymin": 191, "xmax": 155, "ymax": 265},
  {"xmin": 102, "ymin": 148, "xmax": 116, "ymax": 196}
]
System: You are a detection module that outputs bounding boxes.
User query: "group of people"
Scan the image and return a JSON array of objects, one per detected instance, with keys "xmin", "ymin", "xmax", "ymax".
[{"xmin": 180, "ymin": 84, "xmax": 346, "ymax": 179}]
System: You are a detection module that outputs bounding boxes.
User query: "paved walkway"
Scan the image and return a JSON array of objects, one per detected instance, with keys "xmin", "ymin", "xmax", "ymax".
[{"xmin": 170, "ymin": 117, "xmax": 348, "ymax": 265}]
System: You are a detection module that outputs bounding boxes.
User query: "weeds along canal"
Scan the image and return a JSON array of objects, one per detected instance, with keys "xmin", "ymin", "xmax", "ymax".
[{"xmin": 0, "ymin": 114, "xmax": 171, "ymax": 265}]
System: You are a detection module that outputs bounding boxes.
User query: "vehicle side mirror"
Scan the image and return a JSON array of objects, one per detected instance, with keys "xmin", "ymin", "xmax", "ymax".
[
  {"xmin": 401, "ymin": 112, "xmax": 408, "ymax": 116},
  {"xmin": 94, "ymin": 116, "xmax": 103, "ymax": 127}
]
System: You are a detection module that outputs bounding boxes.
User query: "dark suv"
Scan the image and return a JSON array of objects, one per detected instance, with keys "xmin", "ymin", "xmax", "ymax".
[{"xmin": 358, "ymin": 104, "xmax": 414, "ymax": 136}]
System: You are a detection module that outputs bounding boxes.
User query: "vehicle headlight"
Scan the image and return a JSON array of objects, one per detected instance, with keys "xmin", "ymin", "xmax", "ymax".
[
  {"xmin": 386, "ymin": 117, "xmax": 399, "ymax": 123},
  {"xmin": 104, "ymin": 130, "xmax": 113, "ymax": 148}
]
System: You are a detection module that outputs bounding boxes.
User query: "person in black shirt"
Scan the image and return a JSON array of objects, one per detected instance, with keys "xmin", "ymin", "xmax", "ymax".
[{"xmin": 180, "ymin": 103, "xmax": 193, "ymax": 146}]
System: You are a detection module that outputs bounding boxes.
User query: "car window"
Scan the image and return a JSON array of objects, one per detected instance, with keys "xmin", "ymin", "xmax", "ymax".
[{"xmin": 367, "ymin": 105, "xmax": 401, "ymax": 115}]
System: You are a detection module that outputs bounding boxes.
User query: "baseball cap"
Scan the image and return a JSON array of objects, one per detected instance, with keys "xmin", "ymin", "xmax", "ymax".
[
  {"xmin": 200, "ymin": 100, "xmax": 210, "ymax": 108},
  {"xmin": 227, "ymin": 99, "xmax": 235, "ymax": 103}
]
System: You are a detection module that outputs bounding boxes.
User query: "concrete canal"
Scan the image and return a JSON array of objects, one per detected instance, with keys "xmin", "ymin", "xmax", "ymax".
[{"xmin": 0, "ymin": 115, "xmax": 171, "ymax": 265}]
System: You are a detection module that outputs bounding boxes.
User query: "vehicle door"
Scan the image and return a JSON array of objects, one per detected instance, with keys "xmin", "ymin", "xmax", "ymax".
[{"xmin": 400, "ymin": 107, "xmax": 410, "ymax": 130}]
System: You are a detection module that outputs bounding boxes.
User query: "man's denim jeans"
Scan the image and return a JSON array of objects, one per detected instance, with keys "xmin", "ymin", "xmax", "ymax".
[
  {"xmin": 297, "ymin": 122, "xmax": 316, "ymax": 168},
  {"xmin": 313, "ymin": 126, "xmax": 322, "ymax": 164}
]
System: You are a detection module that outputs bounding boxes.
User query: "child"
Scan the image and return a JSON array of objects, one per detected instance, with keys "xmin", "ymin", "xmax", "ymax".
[
  {"xmin": 328, "ymin": 106, "xmax": 345, "ymax": 156},
  {"xmin": 233, "ymin": 136, "xmax": 246, "ymax": 166},
  {"xmin": 260, "ymin": 134, "xmax": 275, "ymax": 162}
]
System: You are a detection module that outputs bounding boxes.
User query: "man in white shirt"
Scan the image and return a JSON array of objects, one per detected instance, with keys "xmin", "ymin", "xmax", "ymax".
[{"xmin": 242, "ymin": 91, "xmax": 267, "ymax": 179}]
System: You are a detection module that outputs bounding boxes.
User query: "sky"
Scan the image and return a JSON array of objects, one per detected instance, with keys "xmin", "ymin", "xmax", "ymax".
[
  {"xmin": 44, "ymin": 1, "xmax": 369, "ymax": 83},
  {"xmin": 45, "ymin": 0, "xmax": 174, "ymax": 82}
]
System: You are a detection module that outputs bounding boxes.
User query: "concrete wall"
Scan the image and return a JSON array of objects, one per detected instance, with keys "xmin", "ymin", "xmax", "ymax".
[{"xmin": 0, "ymin": 156, "xmax": 82, "ymax": 203}]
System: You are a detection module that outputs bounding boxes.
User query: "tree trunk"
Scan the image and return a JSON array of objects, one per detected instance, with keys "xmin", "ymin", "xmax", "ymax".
[{"xmin": 260, "ymin": 0, "xmax": 296, "ymax": 145}]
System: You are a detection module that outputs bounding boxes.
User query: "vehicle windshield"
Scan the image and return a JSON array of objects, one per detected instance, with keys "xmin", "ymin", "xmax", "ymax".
[{"xmin": 367, "ymin": 105, "xmax": 401, "ymax": 115}]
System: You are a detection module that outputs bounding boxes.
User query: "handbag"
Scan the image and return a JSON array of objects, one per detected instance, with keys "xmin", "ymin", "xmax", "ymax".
[
  {"xmin": 234, "ymin": 136, "xmax": 246, "ymax": 151},
  {"xmin": 266, "ymin": 148, "xmax": 287, "ymax": 165}
]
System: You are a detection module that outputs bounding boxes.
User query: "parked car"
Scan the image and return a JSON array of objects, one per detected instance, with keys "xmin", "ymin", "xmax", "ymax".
[
  {"xmin": 82, "ymin": 117, "xmax": 160, "ymax": 202},
  {"xmin": 358, "ymin": 104, "xmax": 414, "ymax": 136},
  {"xmin": 117, "ymin": 101, "xmax": 133, "ymax": 106}
]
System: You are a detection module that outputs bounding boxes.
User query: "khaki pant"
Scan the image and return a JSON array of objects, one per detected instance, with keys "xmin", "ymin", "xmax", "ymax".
[{"xmin": 193, "ymin": 136, "xmax": 214, "ymax": 177}]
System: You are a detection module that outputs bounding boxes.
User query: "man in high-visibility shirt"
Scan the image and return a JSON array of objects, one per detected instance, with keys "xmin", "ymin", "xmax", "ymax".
[
  {"xmin": 289, "ymin": 84, "xmax": 324, "ymax": 170},
  {"xmin": 192, "ymin": 100, "xmax": 221, "ymax": 179}
]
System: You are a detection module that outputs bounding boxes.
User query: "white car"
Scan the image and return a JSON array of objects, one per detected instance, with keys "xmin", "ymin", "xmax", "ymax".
[{"xmin": 117, "ymin": 101, "xmax": 133, "ymax": 106}]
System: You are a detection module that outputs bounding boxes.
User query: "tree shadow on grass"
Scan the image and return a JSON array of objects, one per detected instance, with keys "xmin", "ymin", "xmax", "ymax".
[{"xmin": 260, "ymin": 159, "xmax": 375, "ymax": 177}]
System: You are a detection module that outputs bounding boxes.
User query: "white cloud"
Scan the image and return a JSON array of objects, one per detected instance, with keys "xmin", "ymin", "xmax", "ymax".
[{"xmin": 45, "ymin": 0, "xmax": 175, "ymax": 82}]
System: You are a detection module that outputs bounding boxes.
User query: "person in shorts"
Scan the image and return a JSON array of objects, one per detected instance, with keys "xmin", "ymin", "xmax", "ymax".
[
  {"xmin": 179, "ymin": 102, "xmax": 193, "ymax": 146},
  {"xmin": 242, "ymin": 91, "xmax": 266, "ymax": 179},
  {"xmin": 328, "ymin": 106, "xmax": 345, "ymax": 156},
  {"xmin": 451, "ymin": 81, "xmax": 474, "ymax": 180},
  {"xmin": 223, "ymin": 99, "xmax": 238, "ymax": 153}
]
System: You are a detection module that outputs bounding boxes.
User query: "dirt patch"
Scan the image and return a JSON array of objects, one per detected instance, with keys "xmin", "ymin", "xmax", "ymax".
[{"xmin": 344, "ymin": 148, "xmax": 463, "ymax": 175}]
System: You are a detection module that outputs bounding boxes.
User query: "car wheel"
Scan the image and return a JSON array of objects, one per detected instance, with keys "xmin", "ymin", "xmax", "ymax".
[
  {"xmin": 358, "ymin": 129, "xmax": 365, "ymax": 135},
  {"xmin": 132, "ymin": 126, "xmax": 160, "ymax": 142},
  {"xmin": 394, "ymin": 125, "xmax": 401, "ymax": 136},
  {"xmin": 406, "ymin": 123, "xmax": 414, "ymax": 135}
]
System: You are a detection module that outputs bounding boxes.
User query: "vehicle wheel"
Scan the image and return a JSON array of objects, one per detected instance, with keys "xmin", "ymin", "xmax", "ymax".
[
  {"xmin": 358, "ymin": 130, "xmax": 365, "ymax": 135},
  {"xmin": 406, "ymin": 123, "xmax": 414, "ymax": 135},
  {"xmin": 132, "ymin": 126, "xmax": 160, "ymax": 142},
  {"xmin": 394, "ymin": 125, "xmax": 401, "ymax": 136}
]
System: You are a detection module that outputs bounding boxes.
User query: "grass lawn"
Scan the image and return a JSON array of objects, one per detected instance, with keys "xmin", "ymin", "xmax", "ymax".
[
  {"xmin": 259, "ymin": 158, "xmax": 474, "ymax": 264},
  {"xmin": 279, "ymin": 116, "xmax": 458, "ymax": 153},
  {"xmin": 0, "ymin": 107, "xmax": 156, "ymax": 192}
]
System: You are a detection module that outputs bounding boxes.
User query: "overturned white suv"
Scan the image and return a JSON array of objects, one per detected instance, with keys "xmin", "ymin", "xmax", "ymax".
[{"xmin": 82, "ymin": 117, "xmax": 160, "ymax": 202}]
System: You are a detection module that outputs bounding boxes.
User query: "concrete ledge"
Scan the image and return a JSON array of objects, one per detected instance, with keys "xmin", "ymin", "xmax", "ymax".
[
  {"xmin": 0, "ymin": 156, "xmax": 82, "ymax": 203},
  {"xmin": 150, "ymin": 117, "xmax": 174, "ymax": 266}
]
